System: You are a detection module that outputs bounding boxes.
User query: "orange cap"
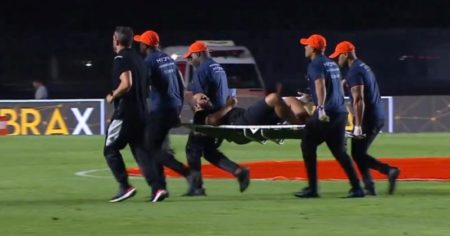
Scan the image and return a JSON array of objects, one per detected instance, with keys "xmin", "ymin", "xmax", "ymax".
[
  {"xmin": 329, "ymin": 41, "xmax": 355, "ymax": 58},
  {"xmin": 299, "ymin": 34, "xmax": 327, "ymax": 50},
  {"xmin": 133, "ymin": 30, "xmax": 160, "ymax": 46},
  {"xmin": 183, "ymin": 41, "xmax": 208, "ymax": 58}
]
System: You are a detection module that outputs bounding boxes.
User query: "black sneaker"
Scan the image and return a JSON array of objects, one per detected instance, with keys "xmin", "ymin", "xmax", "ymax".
[
  {"xmin": 345, "ymin": 187, "xmax": 365, "ymax": 198},
  {"xmin": 186, "ymin": 171, "xmax": 202, "ymax": 190},
  {"xmin": 388, "ymin": 167, "xmax": 400, "ymax": 195},
  {"xmin": 151, "ymin": 189, "xmax": 169, "ymax": 202},
  {"xmin": 364, "ymin": 186, "xmax": 377, "ymax": 196},
  {"xmin": 237, "ymin": 167, "xmax": 250, "ymax": 192},
  {"xmin": 294, "ymin": 187, "xmax": 319, "ymax": 198},
  {"xmin": 182, "ymin": 188, "xmax": 207, "ymax": 197},
  {"xmin": 108, "ymin": 186, "xmax": 137, "ymax": 203}
]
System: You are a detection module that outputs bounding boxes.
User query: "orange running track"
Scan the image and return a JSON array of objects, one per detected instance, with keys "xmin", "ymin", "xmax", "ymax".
[{"xmin": 127, "ymin": 157, "xmax": 450, "ymax": 181}]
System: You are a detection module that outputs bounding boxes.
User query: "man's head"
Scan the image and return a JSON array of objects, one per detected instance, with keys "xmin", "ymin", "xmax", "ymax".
[
  {"xmin": 329, "ymin": 41, "xmax": 356, "ymax": 67},
  {"xmin": 32, "ymin": 79, "xmax": 43, "ymax": 89},
  {"xmin": 183, "ymin": 41, "xmax": 209, "ymax": 67},
  {"xmin": 299, "ymin": 34, "xmax": 327, "ymax": 59},
  {"xmin": 112, "ymin": 26, "xmax": 134, "ymax": 53},
  {"xmin": 133, "ymin": 30, "xmax": 160, "ymax": 54},
  {"xmin": 191, "ymin": 93, "xmax": 213, "ymax": 111}
]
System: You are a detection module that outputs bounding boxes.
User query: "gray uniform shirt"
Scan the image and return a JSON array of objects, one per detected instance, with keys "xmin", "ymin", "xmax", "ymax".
[{"xmin": 35, "ymin": 85, "xmax": 48, "ymax": 99}]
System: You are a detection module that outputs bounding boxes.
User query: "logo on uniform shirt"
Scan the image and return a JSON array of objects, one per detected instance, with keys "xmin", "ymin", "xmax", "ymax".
[
  {"xmin": 323, "ymin": 62, "xmax": 341, "ymax": 80},
  {"xmin": 156, "ymin": 56, "xmax": 172, "ymax": 64},
  {"xmin": 209, "ymin": 64, "xmax": 225, "ymax": 74}
]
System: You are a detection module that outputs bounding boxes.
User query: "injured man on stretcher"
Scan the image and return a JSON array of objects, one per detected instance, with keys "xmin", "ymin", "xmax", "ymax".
[{"xmin": 191, "ymin": 93, "xmax": 311, "ymax": 126}]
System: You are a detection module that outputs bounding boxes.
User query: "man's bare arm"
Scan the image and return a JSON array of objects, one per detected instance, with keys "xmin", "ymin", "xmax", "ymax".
[
  {"xmin": 106, "ymin": 71, "xmax": 133, "ymax": 103},
  {"xmin": 205, "ymin": 98, "xmax": 237, "ymax": 125},
  {"xmin": 350, "ymin": 85, "xmax": 365, "ymax": 127},
  {"xmin": 314, "ymin": 77, "xmax": 330, "ymax": 122},
  {"xmin": 314, "ymin": 78, "xmax": 326, "ymax": 107}
]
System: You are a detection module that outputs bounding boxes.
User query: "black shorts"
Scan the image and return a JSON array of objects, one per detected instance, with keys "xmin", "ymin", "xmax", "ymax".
[
  {"xmin": 232, "ymin": 99, "xmax": 281, "ymax": 125},
  {"xmin": 145, "ymin": 110, "xmax": 180, "ymax": 150},
  {"xmin": 104, "ymin": 118, "xmax": 142, "ymax": 150}
]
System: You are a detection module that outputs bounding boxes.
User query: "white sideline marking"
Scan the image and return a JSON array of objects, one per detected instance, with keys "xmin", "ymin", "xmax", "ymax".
[
  {"xmin": 74, "ymin": 169, "xmax": 140, "ymax": 179},
  {"xmin": 74, "ymin": 169, "xmax": 273, "ymax": 181},
  {"xmin": 75, "ymin": 169, "xmax": 110, "ymax": 179}
]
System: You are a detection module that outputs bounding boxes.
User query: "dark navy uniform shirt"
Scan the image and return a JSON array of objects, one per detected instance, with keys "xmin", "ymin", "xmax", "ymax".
[
  {"xmin": 307, "ymin": 55, "xmax": 347, "ymax": 115},
  {"xmin": 191, "ymin": 58, "xmax": 229, "ymax": 111},
  {"xmin": 345, "ymin": 59, "xmax": 384, "ymax": 122},
  {"xmin": 144, "ymin": 51, "xmax": 184, "ymax": 113},
  {"xmin": 111, "ymin": 48, "xmax": 148, "ymax": 121}
]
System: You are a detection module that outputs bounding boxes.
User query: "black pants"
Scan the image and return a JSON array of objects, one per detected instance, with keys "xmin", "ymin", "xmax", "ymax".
[
  {"xmin": 185, "ymin": 132, "xmax": 240, "ymax": 189},
  {"xmin": 145, "ymin": 110, "xmax": 189, "ymax": 194},
  {"xmin": 103, "ymin": 118, "xmax": 155, "ymax": 189},
  {"xmin": 351, "ymin": 119, "xmax": 393, "ymax": 188},
  {"xmin": 301, "ymin": 112, "xmax": 361, "ymax": 191}
]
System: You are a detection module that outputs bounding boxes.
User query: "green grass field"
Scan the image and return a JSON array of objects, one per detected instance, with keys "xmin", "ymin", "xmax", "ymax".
[{"xmin": 0, "ymin": 133, "xmax": 449, "ymax": 236}]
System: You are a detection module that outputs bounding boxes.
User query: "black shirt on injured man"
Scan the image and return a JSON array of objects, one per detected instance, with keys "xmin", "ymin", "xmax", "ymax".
[
  {"xmin": 194, "ymin": 108, "xmax": 245, "ymax": 125},
  {"xmin": 193, "ymin": 99, "xmax": 281, "ymax": 126}
]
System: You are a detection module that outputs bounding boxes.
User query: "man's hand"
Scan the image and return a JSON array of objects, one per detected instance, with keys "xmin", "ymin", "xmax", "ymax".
[
  {"xmin": 317, "ymin": 105, "xmax": 330, "ymax": 122},
  {"xmin": 297, "ymin": 92, "xmax": 312, "ymax": 103},
  {"xmin": 106, "ymin": 94, "xmax": 114, "ymax": 104},
  {"xmin": 353, "ymin": 126, "xmax": 365, "ymax": 139},
  {"xmin": 226, "ymin": 97, "xmax": 238, "ymax": 107}
]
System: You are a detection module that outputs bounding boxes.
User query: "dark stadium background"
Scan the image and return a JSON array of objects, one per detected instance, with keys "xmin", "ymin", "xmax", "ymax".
[{"xmin": 1, "ymin": 0, "xmax": 450, "ymax": 99}]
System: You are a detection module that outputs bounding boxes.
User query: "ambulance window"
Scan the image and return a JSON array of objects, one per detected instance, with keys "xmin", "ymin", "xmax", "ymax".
[{"xmin": 221, "ymin": 64, "xmax": 262, "ymax": 89}]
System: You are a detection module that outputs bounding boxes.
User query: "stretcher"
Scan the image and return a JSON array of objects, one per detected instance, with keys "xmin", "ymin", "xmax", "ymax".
[
  {"xmin": 183, "ymin": 124, "xmax": 302, "ymax": 144},
  {"xmin": 182, "ymin": 124, "xmax": 357, "ymax": 145}
]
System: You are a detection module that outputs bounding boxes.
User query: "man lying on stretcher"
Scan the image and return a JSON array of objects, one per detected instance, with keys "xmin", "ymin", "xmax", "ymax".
[{"xmin": 191, "ymin": 92, "xmax": 311, "ymax": 126}]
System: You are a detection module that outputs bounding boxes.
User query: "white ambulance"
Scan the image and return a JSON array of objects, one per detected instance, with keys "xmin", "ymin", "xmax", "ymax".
[{"xmin": 163, "ymin": 40, "xmax": 265, "ymax": 98}]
